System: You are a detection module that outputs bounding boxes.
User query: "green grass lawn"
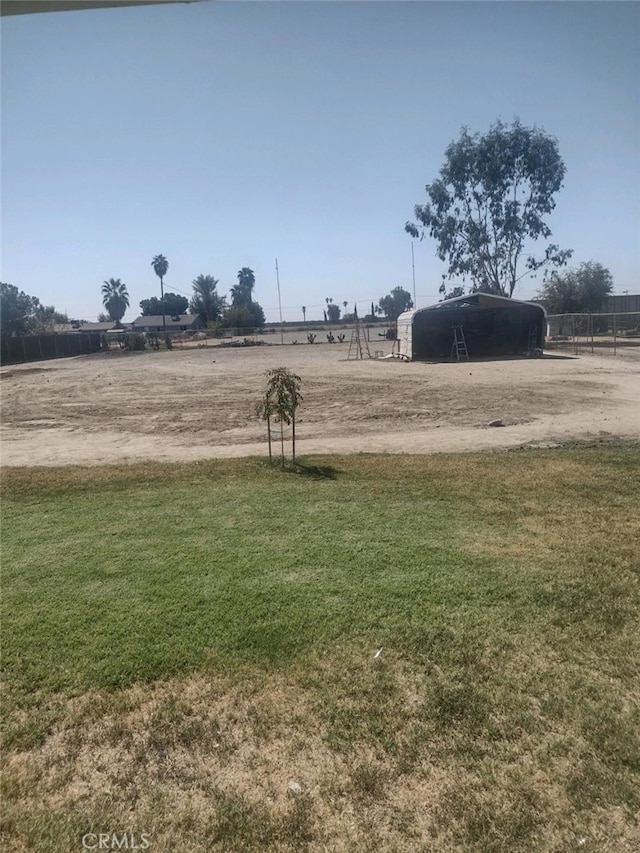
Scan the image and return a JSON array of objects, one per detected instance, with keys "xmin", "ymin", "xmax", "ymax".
[{"xmin": 1, "ymin": 449, "xmax": 639, "ymax": 852}]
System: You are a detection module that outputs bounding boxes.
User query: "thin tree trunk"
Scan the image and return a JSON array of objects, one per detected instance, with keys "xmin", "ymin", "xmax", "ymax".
[
  {"xmin": 280, "ymin": 419, "xmax": 285, "ymax": 470},
  {"xmin": 267, "ymin": 412, "xmax": 272, "ymax": 464},
  {"xmin": 292, "ymin": 412, "xmax": 296, "ymax": 465},
  {"xmin": 161, "ymin": 277, "xmax": 166, "ymax": 331}
]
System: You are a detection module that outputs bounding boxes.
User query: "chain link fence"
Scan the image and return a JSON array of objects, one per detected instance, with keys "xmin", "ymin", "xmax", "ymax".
[
  {"xmin": 11, "ymin": 318, "xmax": 633, "ymax": 364},
  {"xmin": 545, "ymin": 313, "xmax": 640, "ymax": 356}
]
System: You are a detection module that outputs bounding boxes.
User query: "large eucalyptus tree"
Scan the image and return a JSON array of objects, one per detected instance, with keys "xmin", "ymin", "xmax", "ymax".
[{"xmin": 406, "ymin": 119, "xmax": 572, "ymax": 297}]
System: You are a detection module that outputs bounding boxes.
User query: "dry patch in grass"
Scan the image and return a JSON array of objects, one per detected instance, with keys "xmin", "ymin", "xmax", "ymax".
[
  {"xmin": 3, "ymin": 647, "xmax": 639, "ymax": 852},
  {"xmin": 2, "ymin": 450, "xmax": 638, "ymax": 851}
]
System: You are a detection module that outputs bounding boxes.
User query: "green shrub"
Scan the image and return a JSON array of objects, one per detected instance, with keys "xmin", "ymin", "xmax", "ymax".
[{"xmin": 124, "ymin": 333, "xmax": 146, "ymax": 351}]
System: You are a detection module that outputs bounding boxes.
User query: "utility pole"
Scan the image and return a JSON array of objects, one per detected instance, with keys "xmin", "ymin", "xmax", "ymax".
[
  {"xmin": 411, "ymin": 241, "xmax": 416, "ymax": 308},
  {"xmin": 275, "ymin": 258, "xmax": 284, "ymax": 346}
]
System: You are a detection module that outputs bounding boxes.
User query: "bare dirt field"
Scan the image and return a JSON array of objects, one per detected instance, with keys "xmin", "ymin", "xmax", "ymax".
[{"xmin": 1, "ymin": 339, "xmax": 639, "ymax": 466}]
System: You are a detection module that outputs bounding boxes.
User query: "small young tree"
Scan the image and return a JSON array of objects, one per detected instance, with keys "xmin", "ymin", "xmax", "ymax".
[
  {"xmin": 256, "ymin": 395, "xmax": 275, "ymax": 465},
  {"xmin": 257, "ymin": 367, "xmax": 303, "ymax": 468}
]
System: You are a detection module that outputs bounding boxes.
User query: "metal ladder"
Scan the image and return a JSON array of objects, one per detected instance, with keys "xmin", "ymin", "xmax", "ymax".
[{"xmin": 451, "ymin": 326, "xmax": 469, "ymax": 361}]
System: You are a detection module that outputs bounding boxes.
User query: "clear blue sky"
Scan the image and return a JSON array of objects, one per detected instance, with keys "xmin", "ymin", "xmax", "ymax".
[{"xmin": 2, "ymin": 1, "xmax": 639, "ymax": 322}]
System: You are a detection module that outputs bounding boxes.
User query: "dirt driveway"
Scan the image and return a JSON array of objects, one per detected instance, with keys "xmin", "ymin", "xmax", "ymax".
[{"xmin": 1, "ymin": 341, "xmax": 638, "ymax": 466}]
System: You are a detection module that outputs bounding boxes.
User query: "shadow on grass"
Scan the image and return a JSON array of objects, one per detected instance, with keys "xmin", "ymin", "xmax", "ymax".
[
  {"xmin": 257, "ymin": 454, "xmax": 340, "ymax": 479},
  {"xmin": 260, "ymin": 459, "xmax": 340, "ymax": 479},
  {"xmin": 289, "ymin": 461, "xmax": 340, "ymax": 479}
]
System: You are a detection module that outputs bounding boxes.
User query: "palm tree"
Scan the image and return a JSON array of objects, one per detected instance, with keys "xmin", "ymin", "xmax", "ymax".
[
  {"xmin": 302, "ymin": 306, "xmax": 306, "ymax": 323},
  {"xmin": 232, "ymin": 268, "xmax": 255, "ymax": 306},
  {"xmin": 151, "ymin": 254, "xmax": 169, "ymax": 330},
  {"xmin": 190, "ymin": 274, "xmax": 224, "ymax": 325},
  {"xmin": 101, "ymin": 278, "xmax": 130, "ymax": 326}
]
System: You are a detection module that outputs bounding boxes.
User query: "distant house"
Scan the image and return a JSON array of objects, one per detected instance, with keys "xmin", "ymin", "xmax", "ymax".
[
  {"xmin": 81, "ymin": 322, "xmax": 126, "ymax": 334},
  {"xmin": 54, "ymin": 321, "xmax": 124, "ymax": 334},
  {"xmin": 131, "ymin": 314, "xmax": 205, "ymax": 333}
]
